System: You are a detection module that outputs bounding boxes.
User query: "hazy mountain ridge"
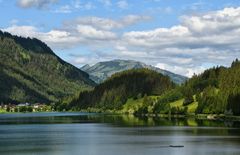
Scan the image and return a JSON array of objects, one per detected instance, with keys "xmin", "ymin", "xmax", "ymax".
[
  {"xmin": 81, "ymin": 59, "xmax": 187, "ymax": 84},
  {"xmin": 0, "ymin": 30, "xmax": 95, "ymax": 104}
]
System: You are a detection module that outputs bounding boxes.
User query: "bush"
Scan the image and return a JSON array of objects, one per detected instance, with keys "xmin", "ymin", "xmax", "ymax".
[
  {"xmin": 183, "ymin": 96, "xmax": 194, "ymax": 106},
  {"xmin": 171, "ymin": 107, "xmax": 188, "ymax": 115},
  {"xmin": 227, "ymin": 93, "xmax": 240, "ymax": 115}
]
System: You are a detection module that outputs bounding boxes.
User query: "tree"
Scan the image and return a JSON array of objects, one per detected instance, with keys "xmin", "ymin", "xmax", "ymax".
[
  {"xmin": 227, "ymin": 93, "xmax": 240, "ymax": 115},
  {"xmin": 69, "ymin": 68, "xmax": 174, "ymax": 111},
  {"xmin": 6, "ymin": 106, "xmax": 10, "ymax": 112},
  {"xmin": 182, "ymin": 86, "xmax": 194, "ymax": 106}
]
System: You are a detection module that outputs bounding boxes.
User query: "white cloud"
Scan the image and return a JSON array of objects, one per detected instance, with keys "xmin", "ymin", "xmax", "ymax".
[
  {"xmin": 117, "ymin": 0, "xmax": 128, "ymax": 9},
  {"xmin": 117, "ymin": 7, "xmax": 240, "ymax": 76},
  {"xmin": 73, "ymin": 0, "xmax": 95, "ymax": 10},
  {"xmin": 181, "ymin": 7, "xmax": 240, "ymax": 35},
  {"xmin": 54, "ymin": 5, "xmax": 72, "ymax": 13},
  {"xmin": 123, "ymin": 7, "xmax": 240, "ymax": 50},
  {"xmin": 3, "ymin": 7, "xmax": 240, "ymax": 77},
  {"xmin": 3, "ymin": 25, "xmax": 38, "ymax": 37},
  {"xmin": 76, "ymin": 25, "xmax": 117, "ymax": 40},
  {"xmin": 2, "ymin": 24, "xmax": 117, "ymax": 49},
  {"xmin": 64, "ymin": 15, "xmax": 151, "ymax": 30},
  {"xmin": 53, "ymin": 1, "xmax": 95, "ymax": 14},
  {"xmin": 82, "ymin": 2, "xmax": 94, "ymax": 10},
  {"xmin": 72, "ymin": 55, "xmax": 105, "ymax": 65},
  {"xmin": 156, "ymin": 62, "xmax": 205, "ymax": 77},
  {"xmin": 2, "ymin": 26, "xmax": 76, "ymax": 48},
  {"xmin": 150, "ymin": 6, "xmax": 173, "ymax": 14},
  {"xmin": 122, "ymin": 25, "xmax": 190, "ymax": 48},
  {"xmin": 17, "ymin": 0, "xmax": 58, "ymax": 9},
  {"xmin": 101, "ymin": 7, "xmax": 239, "ymax": 76},
  {"xmin": 9, "ymin": 19, "xmax": 19, "ymax": 25},
  {"xmin": 98, "ymin": 0, "xmax": 112, "ymax": 7}
]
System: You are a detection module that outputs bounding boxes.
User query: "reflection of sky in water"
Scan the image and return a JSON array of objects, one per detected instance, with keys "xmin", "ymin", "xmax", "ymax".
[{"xmin": 0, "ymin": 113, "xmax": 240, "ymax": 155}]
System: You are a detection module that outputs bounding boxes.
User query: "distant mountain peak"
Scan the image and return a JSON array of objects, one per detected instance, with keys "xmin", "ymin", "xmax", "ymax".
[{"xmin": 81, "ymin": 59, "xmax": 187, "ymax": 84}]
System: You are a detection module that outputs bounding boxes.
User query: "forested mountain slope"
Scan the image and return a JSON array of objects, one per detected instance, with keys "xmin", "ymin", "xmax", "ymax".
[
  {"xmin": 0, "ymin": 30, "xmax": 95, "ymax": 104},
  {"xmin": 70, "ymin": 59, "xmax": 240, "ymax": 116},
  {"xmin": 183, "ymin": 59, "xmax": 240, "ymax": 115},
  {"xmin": 69, "ymin": 68, "xmax": 175, "ymax": 110}
]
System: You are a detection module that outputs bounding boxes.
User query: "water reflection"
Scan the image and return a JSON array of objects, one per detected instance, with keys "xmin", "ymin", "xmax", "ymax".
[{"xmin": 0, "ymin": 113, "xmax": 240, "ymax": 155}]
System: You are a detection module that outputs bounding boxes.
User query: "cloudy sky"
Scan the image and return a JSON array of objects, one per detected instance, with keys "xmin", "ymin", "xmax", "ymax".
[{"xmin": 1, "ymin": 0, "xmax": 240, "ymax": 77}]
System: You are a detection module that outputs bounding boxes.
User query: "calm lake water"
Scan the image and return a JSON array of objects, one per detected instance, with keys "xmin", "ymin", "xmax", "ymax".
[{"xmin": 0, "ymin": 113, "xmax": 240, "ymax": 155}]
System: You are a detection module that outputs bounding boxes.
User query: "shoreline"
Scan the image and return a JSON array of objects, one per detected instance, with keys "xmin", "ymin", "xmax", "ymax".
[
  {"xmin": 1, "ymin": 110, "xmax": 240, "ymax": 122},
  {"xmin": 77, "ymin": 108, "xmax": 240, "ymax": 122}
]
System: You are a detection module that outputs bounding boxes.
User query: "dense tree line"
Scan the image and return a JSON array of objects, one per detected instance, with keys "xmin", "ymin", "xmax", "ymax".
[
  {"xmin": 69, "ymin": 69, "xmax": 175, "ymax": 110},
  {"xmin": 183, "ymin": 59, "xmax": 240, "ymax": 115},
  {"xmin": 133, "ymin": 60, "xmax": 240, "ymax": 116},
  {"xmin": 152, "ymin": 88, "xmax": 183, "ymax": 113}
]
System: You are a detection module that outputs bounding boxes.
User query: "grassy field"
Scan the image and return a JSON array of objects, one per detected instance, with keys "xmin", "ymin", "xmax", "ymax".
[
  {"xmin": 121, "ymin": 98, "xmax": 143, "ymax": 114},
  {"xmin": 0, "ymin": 109, "xmax": 6, "ymax": 113},
  {"xmin": 169, "ymin": 98, "xmax": 198, "ymax": 113},
  {"xmin": 121, "ymin": 96, "xmax": 159, "ymax": 114},
  {"xmin": 187, "ymin": 102, "xmax": 198, "ymax": 113},
  {"xmin": 121, "ymin": 95, "xmax": 198, "ymax": 114},
  {"xmin": 170, "ymin": 99, "xmax": 184, "ymax": 107}
]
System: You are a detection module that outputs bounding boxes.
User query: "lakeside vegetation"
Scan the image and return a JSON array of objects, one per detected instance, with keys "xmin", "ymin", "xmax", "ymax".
[{"xmin": 62, "ymin": 59, "xmax": 240, "ymax": 118}]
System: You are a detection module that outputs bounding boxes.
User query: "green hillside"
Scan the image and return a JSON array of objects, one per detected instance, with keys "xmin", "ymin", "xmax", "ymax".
[
  {"xmin": 69, "ymin": 68, "xmax": 175, "ymax": 110},
  {"xmin": 0, "ymin": 30, "xmax": 95, "ymax": 104},
  {"xmin": 68, "ymin": 59, "xmax": 240, "ymax": 116},
  {"xmin": 148, "ymin": 59, "xmax": 240, "ymax": 116}
]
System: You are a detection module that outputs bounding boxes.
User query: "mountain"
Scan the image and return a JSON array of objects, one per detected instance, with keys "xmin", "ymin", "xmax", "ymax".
[
  {"xmin": 68, "ymin": 68, "xmax": 175, "ymax": 110},
  {"xmin": 0, "ymin": 30, "xmax": 95, "ymax": 104},
  {"xmin": 71, "ymin": 59, "xmax": 240, "ymax": 116},
  {"xmin": 81, "ymin": 59, "xmax": 187, "ymax": 84}
]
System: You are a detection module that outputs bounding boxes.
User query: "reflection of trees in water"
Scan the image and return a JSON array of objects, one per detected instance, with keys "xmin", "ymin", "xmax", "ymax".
[
  {"xmin": 2, "ymin": 113, "xmax": 240, "ymax": 129},
  {"xmin": 86, "ymin": 114, "xmax": 240, "ymax": 137},
  {"xmin": 84, "ymin": 114, "xmax": 240, "ymax": 128}
]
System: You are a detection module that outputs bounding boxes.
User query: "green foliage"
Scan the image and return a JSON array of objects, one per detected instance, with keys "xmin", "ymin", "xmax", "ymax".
[
  {"xmin": 152, "ymin": 88, "xmax": 183, "ymax": 114},
  {"xmin": 149, "ymin": 58, "xmax": 240, "ymax": 115},
  {"xmin": 132, "ymin": 95, "xmax": 155, "ymax": 115},
  {"xmin": 171, "ymin": 106, "xmax": 188, "ymax": 115},
  {"xmin": 177, "ymin": 58, "xmax": 240, "ymax": 115},
  {"xmin": 227, "ymin": 93, "xmax": 240, "ymax": 115},
  {"xmin": 69, "ymin": 69, "xmax": 175, "ymax": 110},
  {"xmin": 153, "ymin": 102, "xmax": 170, "ymax": 114},
  {"xmin": 182, "ymin": 86, "xmax": 194, "ymax": 106},
  {"xmin": 158, "ymin": 88, "xmax": 183, "ymax": 104},
  {"xmin": 0, "ymin": 30, "xmax": 95, "ymax": 104},
  {"xmin": 121, "ymin": 98, "xmax": 144, "ymax": 114},
  {"xmin": 196, "ymin": 86, "xmax": 218, "ymax": 114},
  {"xmin": 18, "ymin": 106, "xmax": 33, "ymax": 112},
  {"xmin": 6, "ymin": 106, "xmax": 10, "ymax": 112}
]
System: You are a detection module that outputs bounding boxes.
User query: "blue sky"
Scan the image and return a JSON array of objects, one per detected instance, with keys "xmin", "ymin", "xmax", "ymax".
[{"xmin": 1, "ymin": 0, "xmax": 240, "ymax": 77}]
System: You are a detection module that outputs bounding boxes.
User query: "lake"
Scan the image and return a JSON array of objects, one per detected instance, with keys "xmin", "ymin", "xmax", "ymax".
[{"xmin": 0, "ymin": 112, "xmax": 240, "ymax": 155}]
